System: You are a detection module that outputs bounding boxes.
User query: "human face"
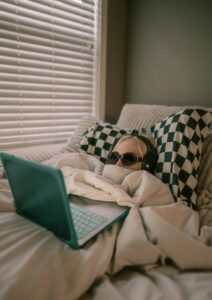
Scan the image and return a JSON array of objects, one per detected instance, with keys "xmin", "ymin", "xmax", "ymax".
[{"xmin": 112, "ymin": 137, "xmax": 147, "ymax": 170}]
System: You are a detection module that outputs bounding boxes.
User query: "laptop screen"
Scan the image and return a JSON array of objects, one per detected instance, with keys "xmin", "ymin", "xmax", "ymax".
[{"xmin": 1, "ymin": 153, "xmax": 73, "ymax": 241}]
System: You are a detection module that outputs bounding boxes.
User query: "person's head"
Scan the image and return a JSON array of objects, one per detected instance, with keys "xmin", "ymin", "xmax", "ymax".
[{"xmin": 106, "ymin": 133, "xmax": 157, "ymax": 173}]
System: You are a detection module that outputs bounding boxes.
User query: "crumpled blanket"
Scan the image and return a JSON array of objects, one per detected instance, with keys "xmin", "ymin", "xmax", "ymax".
[
  {"xmin": 0, "ymin": 152, "xmax": 212, "ymax": 300},
  {"xmin": 45, "ymin": 152, "xmax": 174, "ymax": 207},
  {"xmin": 44, "ymin": 153, "xmax": 212, "ymax": 272}
]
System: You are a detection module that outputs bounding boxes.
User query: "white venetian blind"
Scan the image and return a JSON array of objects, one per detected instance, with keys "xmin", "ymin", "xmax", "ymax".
[{"xmin": 0, "ymin": 0, "xmax": 101, "ymax": 150}]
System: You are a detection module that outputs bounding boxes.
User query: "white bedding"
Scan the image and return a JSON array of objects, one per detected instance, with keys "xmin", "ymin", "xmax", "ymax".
[{"xmin": 0, "ymin": 153, "xmax": 212, "ymax": 300}]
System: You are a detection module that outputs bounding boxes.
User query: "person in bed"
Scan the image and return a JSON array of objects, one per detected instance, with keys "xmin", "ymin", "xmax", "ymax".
[
  {"xmin": 102, "ymin": 132, "xmax": 172, "ymax": 206},
  {"xmin": 106, "ymin": 133, "xmax": 157, "ymax": 173}
]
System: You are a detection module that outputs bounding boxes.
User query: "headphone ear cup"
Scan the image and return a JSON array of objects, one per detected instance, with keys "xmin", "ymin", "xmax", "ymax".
[{"xmin": 142, "ymin": 152, "xmax": 157, "ymax": 174}]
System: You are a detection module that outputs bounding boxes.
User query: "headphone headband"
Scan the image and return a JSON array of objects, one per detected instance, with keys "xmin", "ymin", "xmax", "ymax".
[{"xmin": 135, "ymin": 135, "xmax": 158, "ymax": 173}]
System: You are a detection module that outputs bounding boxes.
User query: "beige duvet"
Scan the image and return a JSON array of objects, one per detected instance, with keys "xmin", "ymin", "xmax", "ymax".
[{"xmin": 0, "ymin": 153, "xmax": 212, "ymax": 300}]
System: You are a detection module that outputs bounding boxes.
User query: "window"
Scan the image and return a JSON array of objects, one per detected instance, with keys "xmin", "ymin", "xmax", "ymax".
[{"xmin": 0, "ymin": 0, "xmax": 101, "ymax": 150}]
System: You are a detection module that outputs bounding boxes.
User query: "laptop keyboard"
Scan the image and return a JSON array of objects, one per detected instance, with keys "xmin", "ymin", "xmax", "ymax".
[{"xmin": 70, "ymin": 203, "xmax": 108, "ymax": 240}]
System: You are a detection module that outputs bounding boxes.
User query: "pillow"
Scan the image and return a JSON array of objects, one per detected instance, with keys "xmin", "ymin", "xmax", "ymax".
[
  {"xmin": 117, "ymin": 103, "xmax": 212, "ymax": 129},
  {"xmin": 151, "ymin": 109, "xmax": 211, "ymax": 207},
  {"xmin": 80, "ymin": 122, "xmax": 148, "ymax": 163},
  {"xmin": 117, "ymin": 104, "xmax": 188, "ymax": 129},
  {"xmin": 192, "ymin": 131, "xmax": 212, "ymax": 226},
  {"xmin": 62, "ymin": 115, "xmax": 99, "ymax": 153},
  {"xmin": 80, "ymin": 109, "xmax": 212, "ymax": 207}
]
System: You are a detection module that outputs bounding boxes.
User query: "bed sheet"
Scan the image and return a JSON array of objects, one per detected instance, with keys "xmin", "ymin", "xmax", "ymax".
[
  {"xmin": 0, "ymin": 208, "xmax": 212, "ymax": 300},
  {"xmin": 0, "ymin": 153, "xmax": 212, "ymax": 300}
]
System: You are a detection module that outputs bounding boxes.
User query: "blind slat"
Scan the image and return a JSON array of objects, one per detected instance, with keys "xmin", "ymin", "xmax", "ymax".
[
  {"xmin": 0, "ymin": 99, "xmax": 93, "ymax": 106},
  {"xmin": 0, "ymin": 25, "xmax": 94, "ymax": 52},
  {"xmin": 0, "ymin": 58, "xmax": 94, "ymax": 75},
  {"xmin": 0, "ymin": 21, "xmax": 95, "ymax": 50},
  {"xmin": 0, "ymin": 131, "xmax": 73, "ymax": 145},
  {"xmin": 0, "ymin": 0, "xmax": 101, "ymax": 150},
  {"xmin": 0, "ymin": 49, "xmax": 94, "ymax": 68},
  {"xmin": 0, "ymin": 119, "xmax": 82, "ymax": 129},
  {"xmin": 0, "ymin": 25, "xmax": 94, "ymax": 55},
  {"xmin": 0, "ymin": 139, "xmax": 65, "ymax": 150},
  {"xmin": 0, "ymin": 105, "xmax": 92, "ymax": 113},
  {"xmin": 0, "ymin": 112, "xmax": 92, "ymax": 122},
  {"xmin": 0, "ymin": 125, "xmax": 78, "ymax": 137},
  {"xmin": 0, "ymin": 90, "xmax": 94, "ymax": 98},
  {"xmin": 0, "ymin": 75, "xmax": 93, "ymax": 86},
  {"xmin": 0, "ymin": 1, "xmax": 95, "ymax": 22},
  {"xmin": 0, "ymin": 80, "xmax": 93, "ymax": 89},
  {"xmin": 0, "ymin": 65, "xmax": 93, "ymax": 79},
  {"xmin": 0, "ymin": 39, "xmax": 94, "ymax": 62},
  {"xmin": 0, "ymin": 8, "xmax": 95, "ymax": 41}
]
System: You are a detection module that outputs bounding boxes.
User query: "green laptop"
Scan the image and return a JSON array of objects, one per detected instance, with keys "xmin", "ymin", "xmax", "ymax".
[{"xmin": 0, "ymin": 152, "xmax": 129, "ymax": 249}]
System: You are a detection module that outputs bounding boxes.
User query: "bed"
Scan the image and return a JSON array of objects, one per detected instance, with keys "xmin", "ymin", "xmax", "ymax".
[{"xmin": 0, "ymin": 103, "xmax": 212, "ymax": 300}]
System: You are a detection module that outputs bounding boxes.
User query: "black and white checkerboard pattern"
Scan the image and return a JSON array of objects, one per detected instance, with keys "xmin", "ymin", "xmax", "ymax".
[
  {"xmin": 81, "ymin": 123, "xmax": 128, "ymax": 163},
  {"xmin": 151, "ymin": 109, "xmax": 212, "ymax": 207},
  {"xmin": 80, "ymin": 109, "xmax": 212, "ymax": 207}
]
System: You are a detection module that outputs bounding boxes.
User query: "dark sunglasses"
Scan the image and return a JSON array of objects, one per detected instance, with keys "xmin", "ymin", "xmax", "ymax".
[{"xmin": 107, "ymin": 151, "xmax": 143, "ymax": 166}]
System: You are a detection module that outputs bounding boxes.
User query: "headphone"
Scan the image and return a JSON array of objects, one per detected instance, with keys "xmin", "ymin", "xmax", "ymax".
[
  {"xmin": 109, "ymin": 133, "xmax": 158, "ymax": 174},
  {"xmin": 136, "ymin": 135, "xmax": 158, "ymax": 174}
]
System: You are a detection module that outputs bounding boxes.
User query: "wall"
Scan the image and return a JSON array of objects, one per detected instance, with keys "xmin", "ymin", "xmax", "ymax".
[
  {"xmin": 125, "ymin": 0, "xmax": 212, "ymax": 107},
  {"xmin": 104, "ymin": 0, "xmax": 127, "ymax": 123}
]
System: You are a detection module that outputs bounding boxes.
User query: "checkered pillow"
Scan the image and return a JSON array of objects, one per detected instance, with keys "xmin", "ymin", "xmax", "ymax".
[
  {"xmin": 151, "ymin": 108, "xmax": 212, "ymax": 207},
  {"xmin": 80, "ymin": 109, "xmax": 212, "ymax": 207},
  {"xmin": 80, "ymin": 122, "xmax": 145, "ymax": 163}
]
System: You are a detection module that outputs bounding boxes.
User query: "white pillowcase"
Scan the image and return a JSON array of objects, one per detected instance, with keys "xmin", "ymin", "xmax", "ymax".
[{"xmin": 62, "ymin": 115, "xmax": 99, "ymax": 153}]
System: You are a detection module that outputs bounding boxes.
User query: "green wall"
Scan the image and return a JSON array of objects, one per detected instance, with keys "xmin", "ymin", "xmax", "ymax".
[
  {"xmin": 105, "ymin": 0, "xmax": 127, "ymax": 123},
  {"xmin": 125, "ymin": 0, "xmax": 212, "ymax": 107}
]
